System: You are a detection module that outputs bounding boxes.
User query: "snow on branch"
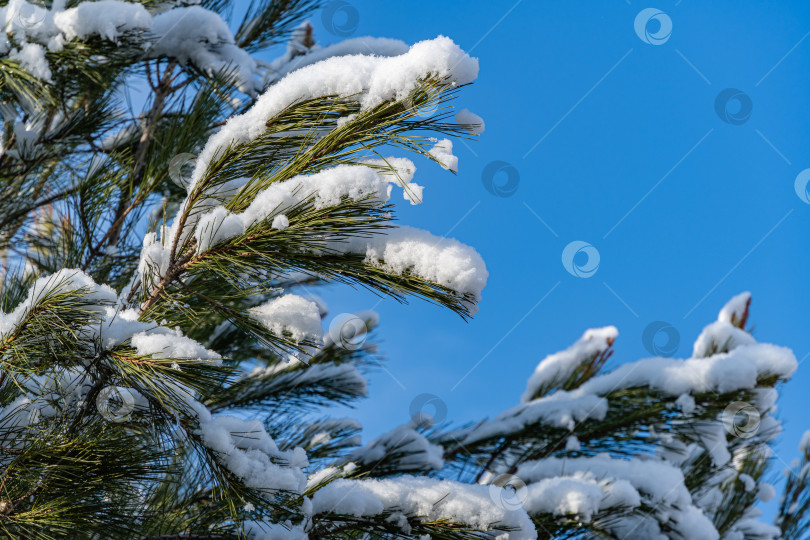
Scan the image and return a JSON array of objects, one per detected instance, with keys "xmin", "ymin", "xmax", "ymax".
[
  {"xmin": 1, "ymin": 1, "xmax": 261, "ymax": 92},
  {"xmin": 190, "ymin": 35, "xmax": 479, "ymax": 187},
  {"xmin": 521, "ymin": 326, "xmax": 617, "ymax": 402},
  {"xmin": 310, "ymin": 476, "xmax": 536, "ymax": 539}
]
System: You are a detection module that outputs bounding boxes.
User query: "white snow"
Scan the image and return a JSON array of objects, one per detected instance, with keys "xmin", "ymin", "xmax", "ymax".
[
  {"xmin": 53, "ymin": 0, "xmax": 151, "ymax": 42},
  {"xmin": 522, "ymin": 475, "xmax": 639, "ymax": 522},
  {"xmin": 362, "ymin": 157, "xmax": 423, "ymax": 205},
  {"xmin": 517, "ymin": 455, "xmax": 717, "ymax": 539},
  {"xmin": 577, "ymin": 343, "xmax": 796, "ymax": 397},
  {"xmin": 459, "ymin": 391, "xmax": 608, "ymax": 445},
  {"xmin": 189, "ymin": 399, "xmax": 308, "ymax": 493},
  {"xmin": 455, "ymin": 108, "xmax": 485, "ymax": 135},
  {"xmin": 718, "ymin": 291, "xmax": 751, "ymax": 327},
  {"xmin": 521, "ymin": 326, "xmax": 617, "ymax": 402},
  {"xmin": 195, "ymin": 205, "xmax": 247, "ymax": 253},
  {"xmin": 427, "ymin": 138, "xmax": 458, "ymax": 172},
  {"xmin": 10, "ymin": 42, "xmax": 51, "ymax": 81},
  {"xmin": 150, "ymin": 7, "xmax": 258, "ymax": 94},
  {"xmin": 692, "ymin": 321, "xmax": 756, "ymax": 358},
  {"xmin": 311, "ymin": 476, "xmax": 536, "ymax": 540},
  {"xmin": 2, "ymin": 2, "xmax": 259, "ymax": 93},
  {"xmin": 739, "ymin": 473, "xmax": 755, "ymax": 492},
  {"xmin": 676, "ymin": 393, "xmax": 696, "ymax": 414},
  {"xmin": 249, "ymin": 294, "xmax": 323, "ymax": 342},
  {"xmin": 757, "ymin": 482, "xmax": 776, "ymax": 502},
  {"xmin": 0, "ymin": 268, "xmax": 116, "ymax": 338},
  {"xmin": 264, "ymin": 36, "xmax": 409, "ymax": 85},
  {"xmin": 349, "ymin": 417, "xmax": 444, "ymax": 472},
  {"xmin": 131, "ymin": 328, "xmax": 221, "ymax": 362},
  {"xmin": 246, "ymin": 522, "xmax": 308, "ymax": 540},
  {"xmin": 271, "ymin": 214, "xmax": 289, "ymax": 230},
  {"xmin": 340, "ymin": 225, "xmax": 488, "ymax": 312},
  {"xmin": 190, "ymin": 164, "xmax": 396, "ymax": 255},
  {"xmin": 518, "ymin": 455, "xmax": 691, "ymax": 509},
  {"xmin": 190, "ymin": 36, "xmax": 479, "ymax": 187},
  {"xmin": 800, "ymin": 430, "xmax": 810, "ymax": 454}
]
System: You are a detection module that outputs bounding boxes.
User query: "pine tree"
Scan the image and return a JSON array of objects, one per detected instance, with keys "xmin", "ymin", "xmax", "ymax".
[{"xmin": 0, "ymin": 1, "xmax": 808, "ymax": 539}]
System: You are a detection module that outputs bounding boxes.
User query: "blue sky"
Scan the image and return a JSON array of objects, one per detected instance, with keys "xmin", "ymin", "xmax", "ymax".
[{"xmin": 276, "ymin": 0, "xmax": 810, "ymax": 517}]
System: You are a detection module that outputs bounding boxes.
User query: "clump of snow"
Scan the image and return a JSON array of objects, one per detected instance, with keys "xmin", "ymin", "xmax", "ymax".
[
  {"xmin": 249, "ymin": 294, "xmax": 323, "ymax": 342},
  {"xmin": 519, "ymin": 455, "xmax": 690, "ymax": 508},
  {"xmin": 195, "ymin": 206, "xmax": 247, "ymax": 253},
  {"xmin": 150, "ymin": 7, "xmax": 258, "ymax": 94},
  {"xmin": 458, "ymin": 391, "xmax": 608, "ymax": 445},
  {"xmin": 53, "ymin": 0, "xmax": 151, "ymax": 42},
  {"xmin": 675, "ymin": 393, "xmax": 696, "ymax": 414},
  {"xmin": 427, "ymin": 138, "xmax": 458, "ymax": 172},
  {"xmin": 10, "ymin": 42, "xmax": 51, "ymax": 81},
  {"xmin": 692, "ymin": 321, "xmax": 756, "ymax": 358},
  {"xmin": 455, "ymin": 108, "xmax": 485, "ymax": 135},
  {"xmin": 189, "ymin": 399, "xmax": 308, "ymax": 493},
  {"xmin": 757, "ymin": 482, "xmax": 776, "ymax": 502},
  {"xmin": 137, "ymin": 232, "xmax": 172, "ymax": 289},
  {"xmin": 311, "ymin": 476, "xmax": 535, "ymax": 540},
  {"xmin": 349, "ymin": 416, "xmax": 444, "ymax": 472},
  {"xmin": 0, "ymin": 268, "xmax": 116, "ymax": 338},
  {"xmin": 521, "ymin": 326, "xmax": 617, "ymax": 402},
  {"xmin": 565, "ymin": 435, "xmax": 581, "ymax": 451},
  {"xmin": 518, "ymin": 455, "xmax": 718, "ymax": 539},
  {"xmin": 271, "ymin": 214, "xmax": 289, "ymax": 230},
  {"xmin": 340, "ymin": 225, "xmax": 488, "ymax": 313},
  {"xmin": 131, "ymin": 327, "xmax": 221, "ymax": 362},
  {"xmin": 362, "ymin": 157, "xmax": 423, "ymax": 205},
  {"xmin": 739, "ymin": 473, "xmax": 755, "ymax": 492},
  {"xmin": 718, "ymin": 291, "xmax": 751, "ymax": 328},
  {"xmin": 523, "ymin": 474, "xmax": 639, "ymax": 522}
]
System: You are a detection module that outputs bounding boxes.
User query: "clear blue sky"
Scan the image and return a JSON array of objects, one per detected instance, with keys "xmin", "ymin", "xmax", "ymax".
[{"xmin": 260, "ymin": 0, "xmax": 810, "ymax": 517}]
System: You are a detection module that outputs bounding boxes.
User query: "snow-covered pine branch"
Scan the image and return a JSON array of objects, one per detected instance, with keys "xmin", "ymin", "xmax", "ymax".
[{"xmin": 0, "ymin": 1, "xmax": 807, "ymax": 539}]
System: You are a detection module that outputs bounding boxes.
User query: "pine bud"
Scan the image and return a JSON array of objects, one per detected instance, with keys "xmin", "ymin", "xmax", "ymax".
[{"xmin": 0, "ymin": 501, "xmax": 13, "ymax": 515}]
